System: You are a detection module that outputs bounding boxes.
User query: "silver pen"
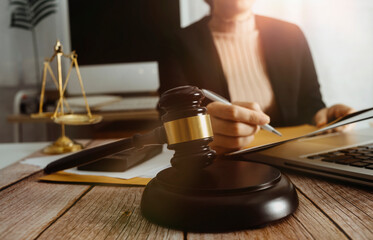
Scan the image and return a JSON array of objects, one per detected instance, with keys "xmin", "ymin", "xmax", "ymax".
[{"xmin": 202, "ymin": 89, "xmax": 282, "ymax": 137}]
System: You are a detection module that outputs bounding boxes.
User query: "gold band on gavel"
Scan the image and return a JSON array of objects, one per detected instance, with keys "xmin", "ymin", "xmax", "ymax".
[{"xmin": 163, "ymin": 115, "xmax": 214, "ymax": 145}]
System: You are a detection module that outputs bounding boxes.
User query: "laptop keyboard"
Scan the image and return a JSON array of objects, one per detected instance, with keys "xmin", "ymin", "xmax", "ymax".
[{"xmin": 307, "ymin": 143, "xmax": 373, "ymax": 170}]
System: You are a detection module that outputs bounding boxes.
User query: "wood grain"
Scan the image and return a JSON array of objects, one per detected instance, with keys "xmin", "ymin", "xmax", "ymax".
[
  {"xmin": 0, "ymin": 173, "xmax": 90, "ymax": 240},
  {"xmin": 37, "ymin": 186, "xmax": 183, "ymax": 240},
  {"xmin": 287, "ymin": 173, "xmax": 373, "ymax": 240},
  {"xmin": 188, "ymin": 191, "xmax": 347, "ymax": 240},
  {"xmin": 0, "ymin": 151, "xmax": 46, "ymax": 190}
]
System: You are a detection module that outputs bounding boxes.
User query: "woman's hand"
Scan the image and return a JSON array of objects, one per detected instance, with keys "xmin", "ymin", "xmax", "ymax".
[
  {"xmin": 207, "ymin": 101, "xmax": 270, "ymax": 154},
  {"xmin": 313, "ymin": 104, "xmax": 355, "ymax": 132}
]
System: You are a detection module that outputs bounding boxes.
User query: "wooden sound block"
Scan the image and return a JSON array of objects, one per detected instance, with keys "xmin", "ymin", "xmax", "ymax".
[
  {"xmin": 141, "ymin": 160, "xmax": 298, "ymax": 232},
  {"xmin": 77, "ymin": 145, "xmax": 162, "ymax": 172}
]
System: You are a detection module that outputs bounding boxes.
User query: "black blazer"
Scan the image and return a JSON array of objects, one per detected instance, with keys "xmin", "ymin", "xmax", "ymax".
[{"xmin": 158, "ymin": 15, "xmax": 325, "ymax": 126}]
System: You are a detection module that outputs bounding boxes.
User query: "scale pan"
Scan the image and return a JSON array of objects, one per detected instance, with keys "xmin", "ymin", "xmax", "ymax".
[{"xmin": 54, "ymin": 114, "xmax": 102, "ymax": 125}]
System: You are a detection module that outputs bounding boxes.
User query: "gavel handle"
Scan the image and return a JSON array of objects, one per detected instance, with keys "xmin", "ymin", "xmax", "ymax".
[{"xmin": 44, "ymin": 127, "xmax": 167, "ymax": 174}]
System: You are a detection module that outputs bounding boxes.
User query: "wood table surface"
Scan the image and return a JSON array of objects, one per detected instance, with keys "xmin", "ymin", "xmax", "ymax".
[{"xmin": 0, "ymin": 139, "xmax": 372, "ymax": 240}]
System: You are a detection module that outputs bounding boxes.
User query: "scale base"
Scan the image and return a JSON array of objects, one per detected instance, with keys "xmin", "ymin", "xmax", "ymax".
[
  {"xmin": 141, "ymin": 160, "xmax": 298, "ymax": 232},
  {"xmin": 43, "ymin": 136, "xmax": 82, "ymax": 154}
]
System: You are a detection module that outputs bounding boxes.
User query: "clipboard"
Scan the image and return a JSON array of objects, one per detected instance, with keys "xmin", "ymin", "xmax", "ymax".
[{"xmin": 227, "ymin": 107, "xmax": 373, "ymax": 156}]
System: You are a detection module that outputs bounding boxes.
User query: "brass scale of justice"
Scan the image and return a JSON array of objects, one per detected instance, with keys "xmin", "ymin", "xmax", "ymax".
[{"xmin": 31, "ymin": 40, "xmax": 102, "ymax": 154}]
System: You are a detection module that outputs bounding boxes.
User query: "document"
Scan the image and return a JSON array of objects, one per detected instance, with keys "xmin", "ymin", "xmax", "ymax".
[
  {"xmin": 22, "ymin": 145, "xmax": 172, "ymax": 185},
  {"xmin": 227, "ymin": 107, "xmax": 373, "ymax": 156}
]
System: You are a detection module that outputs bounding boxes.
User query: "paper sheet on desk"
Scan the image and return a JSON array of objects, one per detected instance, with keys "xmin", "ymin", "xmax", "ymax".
[
  {"xmin": 22, "ymin": 146, "xmax": 172, "ymax": 186},
  {"xmin": 228, "ymin": 107, "xmax": 373, "ymax": 156}
]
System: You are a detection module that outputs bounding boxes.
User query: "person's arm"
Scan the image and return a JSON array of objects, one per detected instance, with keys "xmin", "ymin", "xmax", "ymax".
[
  {"xmin": 207, "ymin": 101, "xmax": 270, "ymax": 154},
  {"xmin": 158, "ymin": 33, "xmax": 190, "ymax": 95},
  {"xmin": 313, "ymin": 104, "xmax": 355, "ymax": 131},
  {"xmin": 296, "ymin": 26, "xmax": 326, "ymax": 124}
]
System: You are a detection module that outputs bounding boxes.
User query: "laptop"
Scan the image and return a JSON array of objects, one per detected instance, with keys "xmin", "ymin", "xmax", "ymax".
[{"xmin": 240, "ymin": 127, "xmax": 373, "ymax": 187}]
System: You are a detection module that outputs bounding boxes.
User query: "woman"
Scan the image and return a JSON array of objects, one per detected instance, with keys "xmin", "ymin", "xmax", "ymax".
[{"xmin": 159, "ymin": 0, "xmax": 353, "ymax": 154}]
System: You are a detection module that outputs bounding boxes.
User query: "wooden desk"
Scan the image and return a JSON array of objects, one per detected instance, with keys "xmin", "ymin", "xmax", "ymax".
[{"xmin": 1, "ymin": 140, "xmax": 372, "ymax": 240}]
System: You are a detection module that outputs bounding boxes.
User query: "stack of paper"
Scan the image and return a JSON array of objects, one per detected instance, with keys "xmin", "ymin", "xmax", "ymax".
[{"xmin": 22, "ymin": 146, "xmax": 172, "ymax": 185}]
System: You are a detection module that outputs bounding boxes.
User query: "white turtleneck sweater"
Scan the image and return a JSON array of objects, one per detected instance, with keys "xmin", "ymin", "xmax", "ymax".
[{"xmin": 209, "ymin": 15, "xmax": 279, "ymax": 118}]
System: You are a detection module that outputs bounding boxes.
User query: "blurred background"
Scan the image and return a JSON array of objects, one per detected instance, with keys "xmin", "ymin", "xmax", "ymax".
[{"xmin": 1, "ymin": 0, "xmax": 372, "ymax": 143}]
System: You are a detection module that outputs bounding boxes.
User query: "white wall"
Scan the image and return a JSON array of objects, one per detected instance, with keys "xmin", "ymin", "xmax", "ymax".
[
  {"xmin": 179, "ymin": 0, "xmax": 373, "ymax": 112},
  {"xmin": 0, "ymin": 0, "xmax": 67, "ymax": 87}
]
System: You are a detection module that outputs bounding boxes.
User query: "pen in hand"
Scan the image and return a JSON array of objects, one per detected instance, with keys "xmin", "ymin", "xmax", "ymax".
[{"xmin": 202, "ymin": 89, "xmax": 282, "ymax": 137}]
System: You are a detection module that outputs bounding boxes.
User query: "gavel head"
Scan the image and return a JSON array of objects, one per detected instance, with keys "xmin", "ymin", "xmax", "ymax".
[{"xmin": 159, "ymin": 85, "xmax": 216, "ymax": 171}]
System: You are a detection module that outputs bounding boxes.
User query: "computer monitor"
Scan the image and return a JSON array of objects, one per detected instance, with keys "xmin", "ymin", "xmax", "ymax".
[{"xmin": 64, "ymin": 0, "xmax": 180, "ymax": 95}]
